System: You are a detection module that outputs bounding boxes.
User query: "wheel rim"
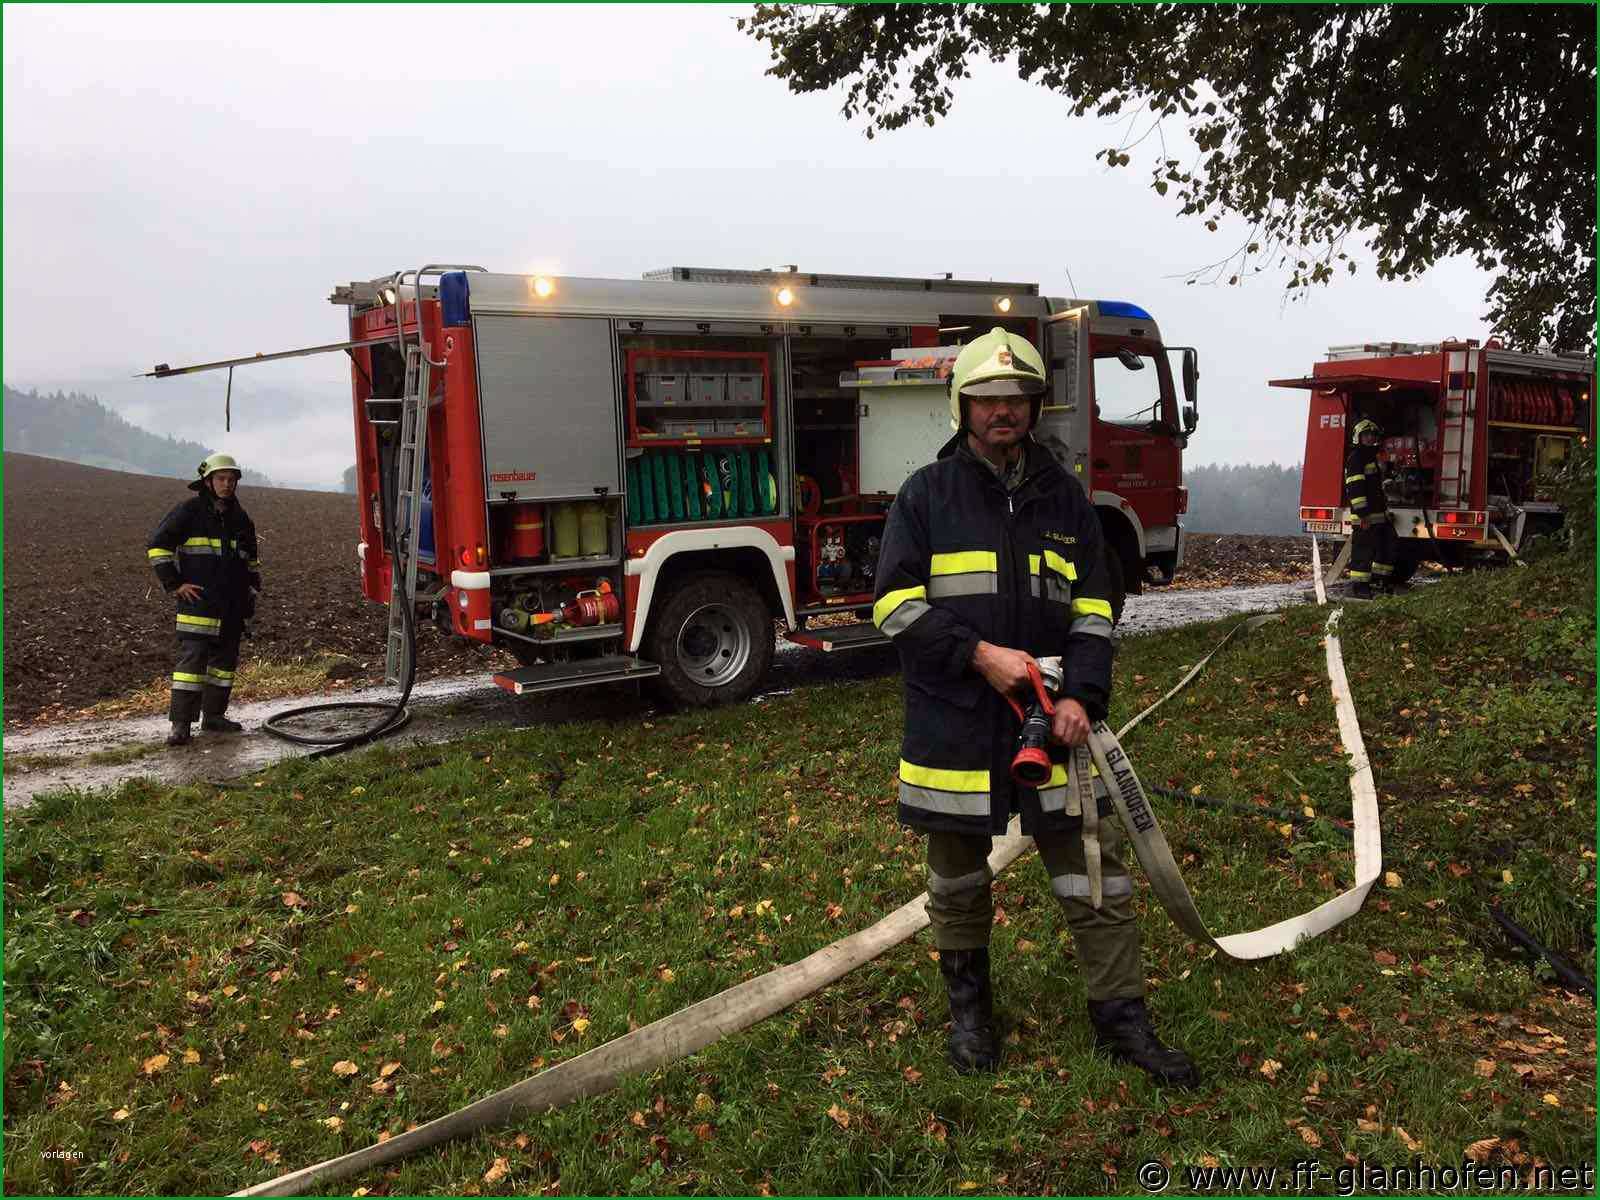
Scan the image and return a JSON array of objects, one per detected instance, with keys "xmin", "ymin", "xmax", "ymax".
[{"xmin": 675, "ymin": 603, "xmax": 752, "ymax": 687}]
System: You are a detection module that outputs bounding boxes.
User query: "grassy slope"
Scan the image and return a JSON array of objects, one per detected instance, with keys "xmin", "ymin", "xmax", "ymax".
[{"xmin": 4, "ymin": 557, "xmax": 1594, "ymax": 1196}]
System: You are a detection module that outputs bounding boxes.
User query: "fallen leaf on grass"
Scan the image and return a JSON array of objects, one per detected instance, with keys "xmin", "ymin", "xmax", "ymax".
[
  {"xmin": 1465, "ymin": 1137, "xmax": 1500, "ymax": 1163},
  {"xmin": 321, "ymin": 1116, "xmax": 343, "ymax": 1132},
  {"xmin": 903, "ymin": 1066, "xmax": 923, "ymax": 1084},
  {"xmin": 183, "ymin": 1049, "xmax": 201, "ymax": 1065},
  {"xmin": 1259, "ymin": 1059, "xmax": 1283, "ymax": 1081},
  {"xmin": 826, "ymin": 1103, "xmax": 850, "ymax": 1129},
  {"xmin": 1372, "ymin": 950, "xmax": 1398, "ymax": 967},
  {"xmin": 1474, "ymin": 1059, "xmax": 1496, "ymax": 1078},
  {"xmin": 571, "ymin": 1017, "xmax": 591, "ymax": 1036},
  {"xmin": 1298, "ymin": 1125, "xmax": 1322, "ymax": 1148},
  {"xmin": 282, "ymin": 892, "xmax": 306, "ymax": 909},
  {"xmin": 113, "ymin": 1107, "xmax": 131, "ymax": 1121},
  {"xmin": 142, "ymin": 1054, "xmax": 170, "ymax": 1076},
  {"xmin": 332, "ymin": 1061, "xmax": 359, "ymax": 1077},
  {"xmin": 484, "ymin": 1157, "xmax": 510, "ymax": 1185},
  {"xmin": 1394, "ymin": 1126, "xmax": 1422, "ymax": 1151},
  {"xmin": 1542, "ymin": 1093, "xmax": 1561, "ymax": 1107},
  {"xmin": 1384, "ymin": 871, "xmax": 1402, "ymax": 888},
  {"xmin": 379, "ymin": 1062, "xmax": 401, "ymax": 1078}
]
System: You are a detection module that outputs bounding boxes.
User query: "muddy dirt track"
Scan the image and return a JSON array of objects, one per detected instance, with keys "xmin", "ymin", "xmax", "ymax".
[{"xmin": 2, "ymin": 452, "xmax": 1314, "ymax": 728}]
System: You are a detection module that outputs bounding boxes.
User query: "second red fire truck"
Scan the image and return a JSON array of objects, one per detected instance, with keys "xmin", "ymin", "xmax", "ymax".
[{"xmin": 1275, "ymin": 340, "xmax": 1594, "ymax": 579}]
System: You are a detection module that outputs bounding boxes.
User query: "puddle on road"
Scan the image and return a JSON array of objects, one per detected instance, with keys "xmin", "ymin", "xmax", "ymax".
[{"xmin": 3, "ymin": 578, "xmax": 1323, "ymax": 811}]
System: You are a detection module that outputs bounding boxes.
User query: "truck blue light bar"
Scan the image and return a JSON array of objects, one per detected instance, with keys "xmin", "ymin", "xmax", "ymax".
[
  {"xmin": 441, "ymin": 272, "xmax": 472, "ymax": 327},
  {"xmin": 1097, "ymin": 300, "xmax": 1153, "ymax": 321}
]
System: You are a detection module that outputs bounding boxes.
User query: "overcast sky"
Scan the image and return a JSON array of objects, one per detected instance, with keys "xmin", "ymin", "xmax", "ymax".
[{"xmin": 5, "ymin": 4, "xmax": 1498, "ymax": 487}]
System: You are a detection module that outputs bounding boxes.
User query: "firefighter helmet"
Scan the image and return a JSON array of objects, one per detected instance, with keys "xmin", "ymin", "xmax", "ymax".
[
  {"xmin": 190, "ymin": 452, "xmax": 243, "ymax": 491},
  {"xmin": 948, "ymin": 327, "xmax": 1048, "ymax": 431},
  {"xmin": 1352, "ymin": 418, "xmax": 1383, "ymax": 441}
]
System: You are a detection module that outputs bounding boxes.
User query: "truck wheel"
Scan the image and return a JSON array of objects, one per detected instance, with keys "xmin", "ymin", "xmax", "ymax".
[
  {"xmin": 1103, "ymin": 544, "xmax": 1127, "ymax": 626},
  {"xmin": 647, "ymin": 572, "xmax": 774, "ymax": 707}
]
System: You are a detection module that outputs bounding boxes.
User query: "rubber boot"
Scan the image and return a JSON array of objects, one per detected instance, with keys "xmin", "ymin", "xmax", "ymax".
[
  {"xmin": 1350, "ymin": 581, "xmax": 1374, "ymax": 600},
  {"xmin": 166, "ymin": 721, "xmax": 192, "ymax": 746},
  {"xmin": 201, "ymin": 715, "xmax": 244, "ymax": 733},
  {"xmin": 1088, "ymin": 997, "xmax": 1199, "ymax": 1087},
  {"xmin": 939, "ymin": 947, "xmax": 999, "ymax": 1074}
]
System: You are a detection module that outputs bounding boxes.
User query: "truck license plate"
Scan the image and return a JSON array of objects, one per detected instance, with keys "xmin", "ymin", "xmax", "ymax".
[{"xmin": 1303, "ymin": 520, "xmax": 1344, "ymax": 534}]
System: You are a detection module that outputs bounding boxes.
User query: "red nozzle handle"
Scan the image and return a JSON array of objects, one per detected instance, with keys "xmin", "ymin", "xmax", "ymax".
[{"xmin": 1005, "ymin": 660, "xmax": 1057, "ymax": 723}]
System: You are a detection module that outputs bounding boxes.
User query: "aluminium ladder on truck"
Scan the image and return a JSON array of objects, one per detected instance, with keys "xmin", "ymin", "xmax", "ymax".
[{"xmin": 383, "ymin": 344, "xmax": 431, "ymax": 686}]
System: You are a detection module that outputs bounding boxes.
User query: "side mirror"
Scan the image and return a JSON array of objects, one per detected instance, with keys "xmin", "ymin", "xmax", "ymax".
[
  {"xmin": 1182, "ymin": 403, "xmax": 1199, "ymax": 434},
  {"xmin": 1181, "ymin": 348, "xmax": 1199, "ymax": 406}
]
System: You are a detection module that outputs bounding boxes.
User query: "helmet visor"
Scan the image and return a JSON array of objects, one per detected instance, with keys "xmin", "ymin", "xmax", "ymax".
[{"xmin": 961, "ymin": 378, "xmax": 1046, "ymax": 398}]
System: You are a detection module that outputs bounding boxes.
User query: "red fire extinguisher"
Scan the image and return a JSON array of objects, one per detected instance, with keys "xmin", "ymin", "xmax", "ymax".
[{"xmin": 560, "ymin": 579, "xmax": 620, "ymax": 627}]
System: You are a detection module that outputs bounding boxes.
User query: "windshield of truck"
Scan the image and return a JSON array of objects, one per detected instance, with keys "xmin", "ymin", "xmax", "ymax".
[{"xmin": 1093, "ymin": 349, "xmax": 1171, "ymax": 426}]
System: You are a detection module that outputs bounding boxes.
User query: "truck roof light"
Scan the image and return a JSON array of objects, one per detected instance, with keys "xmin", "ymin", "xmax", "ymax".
[
  {"xmin": 995, "ymin": 296, "xmax": 1013, "ymax": 314},
  {"xmin": 532, "ymin": 276, "xmax": 554, "ymax": 299},
  {"xmin": 776, "ymin": 286, "xmax": 795, "ymax": 307},
  {"xmin": 1097, "ymin": 300, "xmax": 1153, "ymax": 321}
]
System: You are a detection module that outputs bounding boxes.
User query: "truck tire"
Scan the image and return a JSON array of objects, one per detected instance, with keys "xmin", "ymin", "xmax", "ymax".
[
  {"xmin": 1103, "ymin": 543, "xmax": 1127, "ymax": 627},
  {"xmin": 647, "ymin": 571, "xmax": 774, "ymax": 707}
]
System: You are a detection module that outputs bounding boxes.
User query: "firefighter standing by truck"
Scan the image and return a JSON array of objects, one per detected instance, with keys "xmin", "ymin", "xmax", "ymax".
[
  {"xmin": 1344, "ymin": 418, "xmax": 1397, "ymax": 597},
  {"xmin": 147, "ymin": 454, "xmax": 260, "ymax": 745},
  {"xmin": 871, "ymin": 328, "xmax": 1198, "ymax": 1086}
]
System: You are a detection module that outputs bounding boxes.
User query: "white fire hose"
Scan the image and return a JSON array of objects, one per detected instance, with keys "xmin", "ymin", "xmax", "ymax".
[{"xmin": 238, "ymin": 569, "xmax": 1380, "ymax": 1195}]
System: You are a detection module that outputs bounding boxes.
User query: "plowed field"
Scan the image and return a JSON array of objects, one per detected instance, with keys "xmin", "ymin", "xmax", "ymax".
[
  {"xmin": 2, "ymin": 453, "xmax": 504, "ymax": 727},
  {"xmin": 2, "ymin": 452, "xmax": 1314, "ymax": 727}
]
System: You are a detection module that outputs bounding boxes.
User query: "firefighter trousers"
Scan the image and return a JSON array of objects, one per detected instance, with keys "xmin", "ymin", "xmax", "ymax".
[
  {"xmin": 925, "ymin": 821, "xmax": 1144, "ymax": 1003},
  {"xmin": 170, "ymin": 615, "xmax": 243, "ymax": 723},
  {"xmin": 1349, "ymin": 516, "xmax": 1397, "ymax": 584}
]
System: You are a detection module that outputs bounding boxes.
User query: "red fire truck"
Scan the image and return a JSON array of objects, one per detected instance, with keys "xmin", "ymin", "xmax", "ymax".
[
  {"xmin": 156, "ymin": 264, "xmax": 1200, "ymax": 706},
  {"xmin": 1274, "ymin": 340, "xmax": 1594, "ymax": 578}
]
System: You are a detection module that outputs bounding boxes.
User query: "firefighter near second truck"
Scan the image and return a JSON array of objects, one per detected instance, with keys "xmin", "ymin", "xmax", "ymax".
[
  {"xmin": 871, "ymin": 328, "xmax": 1198, "ymax": 1086},
  {"xmin": 1344, "ymin": 418, "xmax": 1400, "ymax": 598}
]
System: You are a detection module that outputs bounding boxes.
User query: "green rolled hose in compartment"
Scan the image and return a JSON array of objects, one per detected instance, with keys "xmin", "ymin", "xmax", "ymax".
[
  {"xmin": 665, "ymin": 453, "xmax": 685, "ymax": 520},
  {"xmin": 625, "ymin": 459, "xmax": 641, "ymax": 524},
  {"xmin": 652, "ymin": 452, "xmax": 669, "ymax": 520},
  {"xmin": 737, "ymin": 447, "xmax": 755, "ymax": 516}
]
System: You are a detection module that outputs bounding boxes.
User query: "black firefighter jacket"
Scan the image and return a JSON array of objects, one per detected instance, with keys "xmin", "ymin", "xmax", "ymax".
[
  {"xmin": 872, "ymin": 434, "xmax": 1115, "ymax": 837},
  {"xmin": 147, "ymin": 496, "xmax": 261, "ymax": 638},
  {"xmin": 1343, "ymin": 443, "xmax": 1388, "ymax": 526}
]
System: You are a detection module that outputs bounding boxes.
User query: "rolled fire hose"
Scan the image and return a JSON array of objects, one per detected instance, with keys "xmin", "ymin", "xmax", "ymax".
[{"xmin": 240, "ymin": 590, "xmax": 1380, "ymax": 1194}]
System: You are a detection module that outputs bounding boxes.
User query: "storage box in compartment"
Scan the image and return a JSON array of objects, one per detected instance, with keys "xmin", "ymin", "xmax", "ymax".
[
  {"xmin": 688, "ymin": 374, "xmax": 727, "ymax": 406},
  {"xmin": 661, "ymin": 418, "xmax": 712, "ymax": 437},
  {"xmin": 727, "ymin": 373, "xmax": 763, "ymax": 408},
  {"xmin": 635, "ymin": 373, "xmax": 688, "ymax": 406},
  {"xmin": 716, "ymin": 418, "xmax": 767, "ymax": 436}
]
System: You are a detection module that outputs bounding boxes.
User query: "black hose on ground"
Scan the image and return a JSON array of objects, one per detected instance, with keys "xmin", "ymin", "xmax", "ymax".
[
  {"xmin": 1488, "ymin": 904, "xmax": 1597, "ymax": 1004},
  {"xmin": 262, "ymin": 427, "xmax": 416, "ymax": 759},
  {"xmin": 1149, "ymin": 784, "xmax": 1355, "ymax": 840}
]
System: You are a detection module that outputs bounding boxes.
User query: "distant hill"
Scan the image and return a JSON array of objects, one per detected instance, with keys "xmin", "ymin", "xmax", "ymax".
[
  {"xmin": 1182, "ymin": 462, "xmax": 1305, "ymax": 535},
  {"xmin": 2, "ymin": 385, "xmax": 274, "ymax": 485}
]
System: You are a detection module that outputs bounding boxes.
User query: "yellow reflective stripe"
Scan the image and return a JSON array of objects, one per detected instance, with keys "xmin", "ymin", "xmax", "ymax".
[
  {"xmin": 930, "ymin": 551, "xmax": 997, "ymax": 576},
  {"xmin": 1364, "ymin": 463, "xmax": 1379, "ymax": 474},
  {"xmin": 873, "ymin": 585, "xmax": 927, "ymax": 629},
  {"xmin": 1345, "ymin": 474, "xmax": 1365, "ymax": 484},
  {"xmin": 172, "ymin": 672, "xmax": 205, "ymax": 683},
  {"xmin": 1043, "ymin": 549, "xmax": 1077, "ymax": 580},
  {"xmin": 147, "ymin": 547, "xmax": 176, "ymax": 560},
  {"xmin": 1070, "ymin": 597, "xmax": 1113, "ymax": 620},
  {"xmin": 1045, "ymin": 763, "xmax": 1068, "ymax": 787},
  {"xmin": 248, "ymin": 560, "xmax": 261, "ymax": 569},
  {"xmin": 207, "ymin": 667, "xmax": 236, "ymax": 679},
  {"xmin": 898, "ymin": 760, "xmax": 990, "ymax": 793},
  {"xmin": 1350, "ymin": 496, "xmax": 1368, "ymax": 508},
  {"xmin": 176, "ymin": 614, "xmax": 222, "ymax": 628},
  {"xmin": 181, "ymin": 536, "xmax": 224, "ymax": 548}
]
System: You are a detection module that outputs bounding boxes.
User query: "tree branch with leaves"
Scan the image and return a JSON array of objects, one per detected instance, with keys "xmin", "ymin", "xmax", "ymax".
[{"xmin": 740, "ymin": 3, "xmax": 1595, "ymax": 352}]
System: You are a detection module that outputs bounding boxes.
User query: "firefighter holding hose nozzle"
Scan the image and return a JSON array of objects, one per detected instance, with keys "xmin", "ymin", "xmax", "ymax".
[
  {"xmin": 1345, "ymin": 418, "xmax": 1399, "ymax": 598},
  {"xmin": 872, "ymin": 328, "xmax": 1198, "ymax": 1087}
]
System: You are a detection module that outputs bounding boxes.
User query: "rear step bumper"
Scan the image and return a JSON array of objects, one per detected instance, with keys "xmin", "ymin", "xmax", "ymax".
[
  {"xmin": 784, "ymin": 622, "xmax": 891, "ymax": 652},
  {"xmin": 492, "ymin": 655, "xmax": 661, "ymax": 696}
]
